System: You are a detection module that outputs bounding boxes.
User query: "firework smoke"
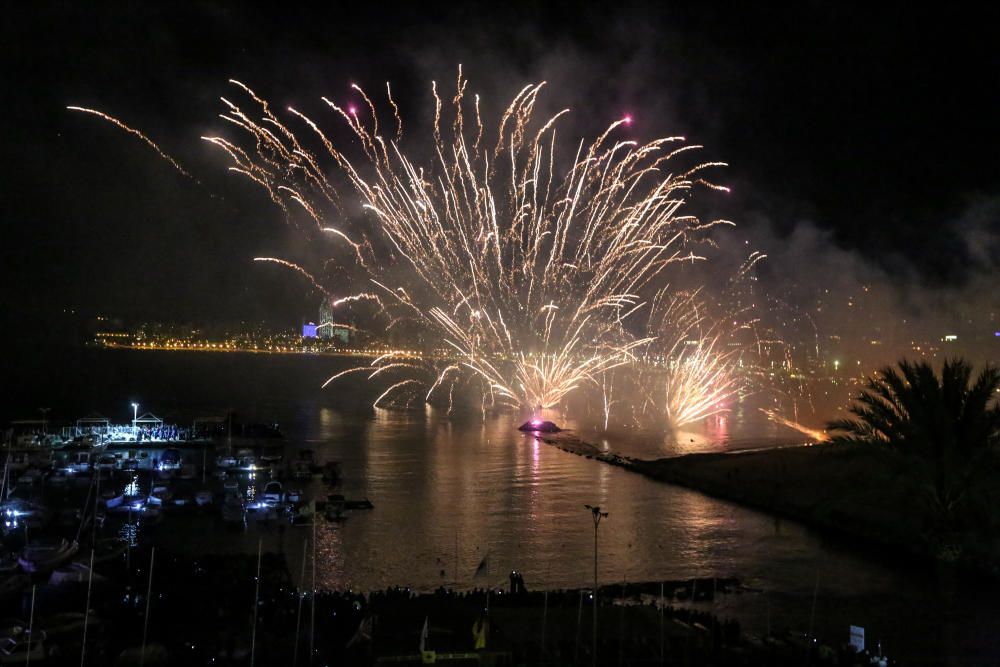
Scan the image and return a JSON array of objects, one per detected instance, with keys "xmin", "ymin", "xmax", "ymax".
[{"xmin": 202, "ymin": 71, "xmax": 731, "ymax": 409}]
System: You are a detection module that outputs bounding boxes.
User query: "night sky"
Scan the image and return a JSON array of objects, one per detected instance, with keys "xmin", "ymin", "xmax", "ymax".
[{"xmin": 3, "ymin": 1, "xmax": 999, "ymax": 333}]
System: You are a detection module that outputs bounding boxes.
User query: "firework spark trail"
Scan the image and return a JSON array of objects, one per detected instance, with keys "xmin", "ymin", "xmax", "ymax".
[
  {"xmin": 643, "ymin": 281, "xmax": 757, "ymax": 431},
  {"xmin": 252, "ymin": 257, "xmax": 330, "ymax": 296},
  {"xmin": 67, "ymin": 107, "xmax": 193, "ymax": 178},
  {"xmin": 759, "ymin": 408, "xmax": 830, "ymax": 442},
  {"xmin": 205, "ymin": 74, "xmax": 734, "ymax": 408},
  {"xmin": 664, "ymin": 335, "xmax": 741, "ymax": 429},
  {"xmin": 76, "ymin": 73, "xmax": 733, "ymax": 410}
]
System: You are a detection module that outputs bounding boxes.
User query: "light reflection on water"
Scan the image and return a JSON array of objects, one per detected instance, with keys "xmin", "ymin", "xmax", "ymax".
[
  {"xmin": 15, "ymin": 350, "xmax": 998, "ymax": 662},
  {"xmin": 265, "ymin": 401, "xmax": 999, "ymax": 663},
  {"xmin": 292, "ymin": 404, "xmax": 845, "ymax": 592}
]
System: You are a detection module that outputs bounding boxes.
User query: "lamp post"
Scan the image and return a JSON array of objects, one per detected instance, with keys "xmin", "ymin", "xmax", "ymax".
[
  {"xmin": 585, "ymin": 504, "xmax": 607, "ymax": 667},
  {"xmin": 131, "ymin": 402, "xmax": 139, "ymax": 437}
]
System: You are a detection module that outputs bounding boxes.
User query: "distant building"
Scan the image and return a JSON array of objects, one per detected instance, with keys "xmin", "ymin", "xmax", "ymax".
[
  {"xmin": 302, "ymin": 322, "xmax": 318, "ymax": 338},
  {"xmin": 316, "ymin": 322, "xmax": 349, "ymax": 344},
  {"xmin": 317, "ymin": 298, "xmax": 351, "ymax": 344}
]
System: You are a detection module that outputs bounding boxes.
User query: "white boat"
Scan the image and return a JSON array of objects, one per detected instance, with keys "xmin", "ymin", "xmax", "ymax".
[
  {"xmin": 215, "ymin": 455, "xmax": 237, "ymax": 469},
  {"xmin": 259, "ymin": 445, "xmax": 283, "ymax": 464},
  {"xmin": 67, "ymin": 452, "xmax": 92, "ymax": 474},
  {"xmin": 115, "ymin": 457, "xmax": 140, "ymax": 472},
  {"xmin": 158, "ymin": 448, "xmax": 182, "ymax": 471},
  {"xmin": 150, "ymin": 485, "xmax": 173, "ymax": 504},
  {"xmin": 18, "ymin": 539, "xmax": 79, "ymax": 573},
  {"xmin": 262, "ymin": 481, "xmax": 283, "ymax": 504},
  {"xmin": 194, "ymin": 490, "xmax": 213, "ymax": 506}
]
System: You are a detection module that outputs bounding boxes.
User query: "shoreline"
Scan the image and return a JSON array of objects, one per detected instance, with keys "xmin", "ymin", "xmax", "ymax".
[{"xmin": 536, "ymin": 432, "xmax": 1000, "ymax": 580}]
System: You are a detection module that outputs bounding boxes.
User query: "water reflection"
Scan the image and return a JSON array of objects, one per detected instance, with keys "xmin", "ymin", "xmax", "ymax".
[
  {"xmin": 118, "ymin": 519, "xmax": 139, "ymax": 547},
  {"xmin": 308, "ymin": 407, "xmax": 784, "ymax": 592},
  {"xmin": 21, "ymin": 349, "xmax": 994, "ymax": 664}
]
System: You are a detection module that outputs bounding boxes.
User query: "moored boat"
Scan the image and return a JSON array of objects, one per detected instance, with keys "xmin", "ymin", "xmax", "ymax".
[
  {"xmin": 48, "ymin": 561, "xmax": 107, "ymax": 586},
  {"xmin": 18, "ymin": 539, "xmax": 79, "ymax": 573},
  {"xmin": 215, "ymin": 454, "xmax": 237, "ymax": 469},
  {"xmin": 262, "ymin": 481, "xmax": 283, "ymax": 504}
]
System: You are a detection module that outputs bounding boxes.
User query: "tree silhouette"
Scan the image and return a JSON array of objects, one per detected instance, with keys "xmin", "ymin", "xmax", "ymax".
[{"xmin": 829, "ymin": 358, "xmax": 1000, "ymax": 520}]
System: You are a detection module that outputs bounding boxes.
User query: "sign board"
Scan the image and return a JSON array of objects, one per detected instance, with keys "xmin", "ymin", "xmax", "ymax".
[{"xmin": 849, "ymin": 625, "xmax": 865, "ymax": 652}]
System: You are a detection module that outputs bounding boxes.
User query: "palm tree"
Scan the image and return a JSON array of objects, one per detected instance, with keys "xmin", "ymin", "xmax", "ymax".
[{"xmin": 829, "ymin": 358, "xmax": 1000, "ymax": 520}]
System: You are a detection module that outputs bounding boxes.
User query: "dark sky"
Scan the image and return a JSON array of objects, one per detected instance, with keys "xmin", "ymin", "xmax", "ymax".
[{"xmin": 3, "ymin": 1, "xmax": 999, "ymax": 331}]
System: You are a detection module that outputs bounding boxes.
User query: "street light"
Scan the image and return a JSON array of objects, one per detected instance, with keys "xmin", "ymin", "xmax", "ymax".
[
  {"xmin": 131, "ymin": 402, "xmax": 139, "ymax": 437},
  {"xmin": 584, "ymin": 504, "xmax": 608, "ymax": 667}
]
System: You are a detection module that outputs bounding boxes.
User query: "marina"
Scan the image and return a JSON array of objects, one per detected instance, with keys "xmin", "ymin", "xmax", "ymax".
[{"xmin": 0, "ymin": 375, "xmax": 997, "ymax": 665}]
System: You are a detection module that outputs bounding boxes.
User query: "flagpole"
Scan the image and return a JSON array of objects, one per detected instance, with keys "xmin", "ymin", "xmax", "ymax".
[
  {"xmin": 659, "ymin": 582, "xmax": 664, "ymax": 666},
  {"xmin": 26, "ymin": 584, "xmax": 36, "ymax": 667},
  {"xmin": 91, "ymin": 468, "xmax": 101, "ymax": 546},
  {"xmin": 80, "ymin": 548, "xmax": 95, "ymax": 667},
  {"xmin": 251, "ymin": 538, "xmax": 262, "ymax": 667},
  {"xmin": 618, "ymin": 578, "xmax": 625, "ymax": 667},
  {"xmin": 574, "ymin": 588, "xmax": 583, "ymax": 665},
  {"xmin": 541, "ymin": 589, "xmax": 548, "ymax": 665},
  {"xmin": 140, "ymin": 547, "xmax": 156, "ymax": 667},
  {"xmin": 293, "ymin": 539, "xmax": 308, "ymax": 667},
  {"xmin": 310, "ymin": 519, "xmax": 316, "ymax": 664}
]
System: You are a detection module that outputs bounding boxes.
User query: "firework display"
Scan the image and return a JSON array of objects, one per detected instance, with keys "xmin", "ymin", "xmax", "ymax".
[
  {"xmin": 200, "ymin": 72, "xmax": 734, "ymax": 411},
  {"xmin": 71, "ymin": 71, "xmax": 750, "ymax": 422}
]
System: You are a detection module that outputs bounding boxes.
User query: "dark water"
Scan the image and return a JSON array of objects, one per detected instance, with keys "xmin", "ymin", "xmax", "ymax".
[{"xmin": 6, "ymin": 347, "xmax": 999, "ymax": 664}]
